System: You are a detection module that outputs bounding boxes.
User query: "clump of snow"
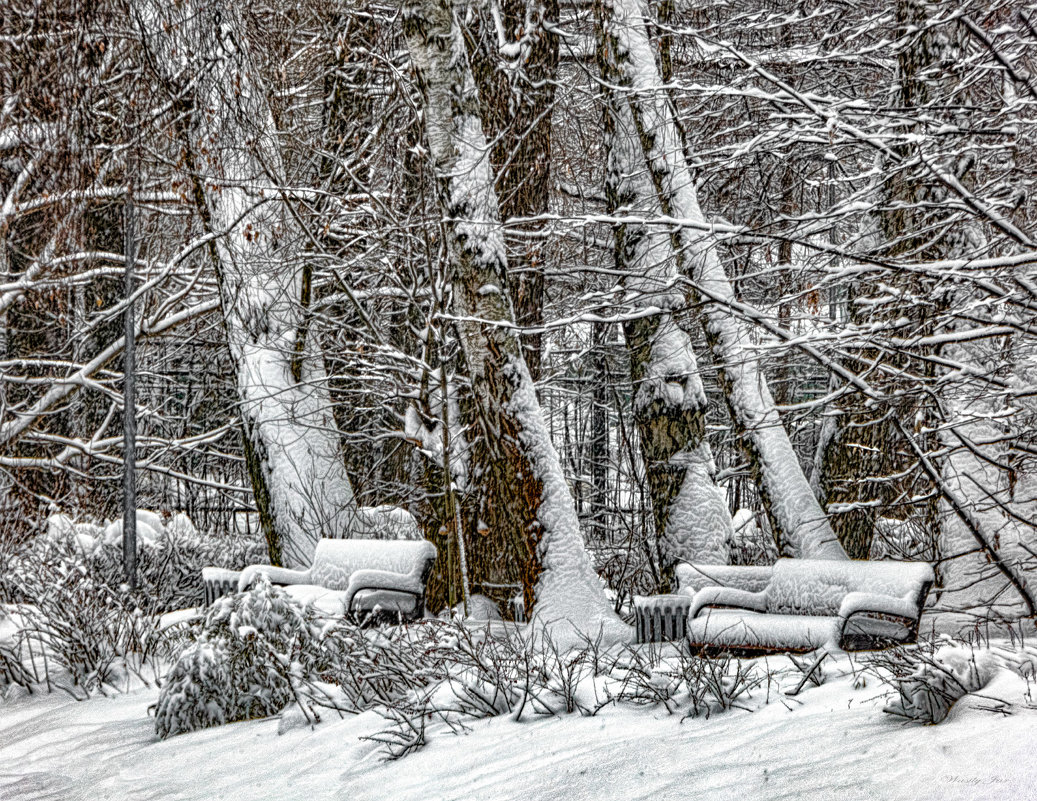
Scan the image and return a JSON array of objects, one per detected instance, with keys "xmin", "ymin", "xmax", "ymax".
[
  {"xmin": 166, "ymin": 512, "xmax": 199, "ymax": 542},
  {"xmin": 356, "ymin": 505, "xmax": 422, "ymax": 541},
  {"xmin": 44, "ymin": 513, "xmax": 75, "ymax": 543},
  {"xmin": 450, "ymin": 594, "xmax": 501, "ymax": 621}
]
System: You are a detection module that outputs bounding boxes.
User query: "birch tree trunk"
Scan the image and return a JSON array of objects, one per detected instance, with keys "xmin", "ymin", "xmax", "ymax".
[
  {"xmin": 402, "ymin": 0, "xmax": 626, "ymax": 640},
  {"xmin": 593, "ymin": 0, "xmax": 846, "ymax": 560},
  {"xmin": 597, "ymin": 34, "xmax": 731, "ymax": 583},
  {"xmin": 134, "ymin": 0, "xmax": 360, "ymax": 568}
]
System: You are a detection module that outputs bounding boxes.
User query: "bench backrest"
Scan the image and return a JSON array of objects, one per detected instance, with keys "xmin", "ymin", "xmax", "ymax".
[
  {"xmin": 676, "ymin": 563, "xmax": 774, "ymax": 594},
  {"xmin": 309, "ymin": 539, "xmax": 437, "ymax": 591},
  {"xmin": 766, "ymin": 558, "xmax": 934, "ymax": 616}
]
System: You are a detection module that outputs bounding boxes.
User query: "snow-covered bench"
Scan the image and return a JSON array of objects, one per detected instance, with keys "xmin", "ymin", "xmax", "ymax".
[
  {"xmin": 202, "ymin": 539, "xmax": 437, "ymax": 622},
  {"xmin": 685, "ymin": 558, "xmax": 934, "ymax": 653}
]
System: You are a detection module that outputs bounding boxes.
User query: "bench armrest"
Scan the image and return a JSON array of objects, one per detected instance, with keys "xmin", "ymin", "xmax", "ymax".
[
  {"xmin": 838, "ymin": 591, "xmax": 919, "ymax": 622},
  {"xmin": 238, "ymin": 564, "xmax": 311, "ymax": 592},
  {"xmin": 343, "ymin": 568, "xmax": 425, "ymax": 612},
  {"xmin": 690, "ymin": 586, "xmax": 768, "ymax": 619}
]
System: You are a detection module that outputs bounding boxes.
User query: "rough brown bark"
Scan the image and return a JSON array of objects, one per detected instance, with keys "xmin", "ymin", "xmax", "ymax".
[
  {"xmin": 465, "ymin": 0, "xmax": 558, "ymax": 380},
  {"xmin": 402, "ymin": 0, "xmax": 623, "ymax": 636}
]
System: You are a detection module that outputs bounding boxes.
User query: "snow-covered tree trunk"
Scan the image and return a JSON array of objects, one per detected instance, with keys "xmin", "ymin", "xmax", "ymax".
[
  {"xmin": 597, "ymin": 34, "xmax": 731, "ymax": 582},
  {"xmin": 593, "ymin": 0, "xmax": 846, "ymax": 560},
  {"xmin": 133, "ymin": 0, "xmax": 360, "ymax": 568},
  {"xmin": 817, "ymin": 0, "xmax": 949, "ymax": 560},
  {"xmin": 459, "ymin": 0, "xmax": 559, "ymax": 606},
  {"xmin": 465, "ymin": 0, "xmax": 557, "ymax": 380},
  {"xmin": 401, "ymin": 0, "xmax": 626, "ymax": 639}
]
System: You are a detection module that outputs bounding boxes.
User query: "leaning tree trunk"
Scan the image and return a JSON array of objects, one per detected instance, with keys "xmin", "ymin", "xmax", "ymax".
[
  {"xmin": 134, "ymin": 0, "xmax": 361, "ymax": 567},
  {"xmin": 593, "ymin": 0, "xmax": 846, "ymax": 560},
  {"xmin": 597, "ymin": 35, "xmax": 732, "ymax": 585},
  {"xmin": 401, "ymin": 0, "xmax": 626, "ymax": 640}
]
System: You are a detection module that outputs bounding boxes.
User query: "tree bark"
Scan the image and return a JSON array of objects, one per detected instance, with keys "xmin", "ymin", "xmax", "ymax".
[
  {"xmin": 596, "ymin": 28, "xmax": 732, "ymax": 585},
  {"xmin": 402, "ymin": 0, "xmax": 626, "ymax": 639},
  {"xmin": 817, "ymin": 0, "xmax": 945, "ymax": 559},
  {"xmin": 465, "ymin": 0, "xmax": 558, "ymax": 380},
  {"xmin": 593, "ymin": 0, "xmax": 846, "ymax": 560},
  {"xmin": 134, "ymin": 0, "xmax": 361, "ymax": 567}
]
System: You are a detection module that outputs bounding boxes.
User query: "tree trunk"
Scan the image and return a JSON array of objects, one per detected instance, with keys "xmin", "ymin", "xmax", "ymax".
[
  {"xmin": 817, "ymin": 0, "xmax": 947, "ymax": 560},
  {"xmin": 596, "ymin": 30, "xmax": 732, "ymax": 586},
  {"xmin": 402, "ymin": 0, "xmax": 626, "ymax": 639},
  {"xmin": 593, "ymin": 0, "xmax": 845, "ymax": 560},
  {"xmin": 588, "ymin": 321, "xmax": 610, "ymax": 540},
  {"xmin": 134, "ymin": 0, "xmax": 360, "ymax": 567},
  {"xmin": 465, "ymin": 0, "xmax": 558, "ymax": 380}
]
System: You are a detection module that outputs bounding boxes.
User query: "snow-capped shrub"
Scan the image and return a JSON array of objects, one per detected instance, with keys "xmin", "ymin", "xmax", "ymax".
[
  {"xmin": 448, "ymin": 594, "xmax": 502, "ymax": 622},
  {"xmin": 0, "ymin": 509, "xmax": 267, "ymax": 696},
  {"xmin": 154, "ymin": 638, "xmax": 232, "ymax": 739},
  {"xmin": 870, "ymin": 517, "xmax": 936, "ymax": 562},
  {"xmin": 154, "ymin": 577, "xmax": 320, "ymax": 738},
  {"xmin": 7, "ymin": 542, "xmax": 153, "ymax": 692},
  {"xmin": 605, "ymin": 642, "xmax": 763, "ymax": 718},
  {"xmin": 44, "ymin": 513, "xmax": 75, "ymax": 544},
  {"xmin": 166, "ymin": 512, "xmax": 198, "ymax": 541},
  {"xmin": 871, "ymin": 640, "xmax": 998, "ymax": 724},
  {"xmin": 36, "ymin": 510, "xmax": 264, "ymax": 613}
]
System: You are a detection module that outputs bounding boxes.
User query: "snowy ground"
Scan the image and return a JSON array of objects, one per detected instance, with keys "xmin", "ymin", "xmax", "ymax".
[{"xmin": 1, "ymin": 649, "xmax": 1034, "ymax": 801}]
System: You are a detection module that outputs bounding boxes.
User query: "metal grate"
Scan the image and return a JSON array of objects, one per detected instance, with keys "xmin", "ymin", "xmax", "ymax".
[{"xmin": 633, "ymin": 594, "xmax": 692, "ymax": 643}]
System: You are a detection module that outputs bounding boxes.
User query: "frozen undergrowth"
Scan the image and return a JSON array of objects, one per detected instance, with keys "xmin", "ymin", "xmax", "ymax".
[
  {"xmin": 154, "ymin": 581, "xmax": 843, "ymax": 757},
  {"xmin": 865, "ymin": 636, "xmax": 1037, "ymax": 724},
  {"xmin": 0, "ymin": 510, "xmax": 265, "ymax": 698},
  {"xmin": 151, "ymin": 614, "xmax": 1037, "ymax": 764}
]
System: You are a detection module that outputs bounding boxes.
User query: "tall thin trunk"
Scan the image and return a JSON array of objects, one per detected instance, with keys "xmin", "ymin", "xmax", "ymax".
[
  {"xmin": 465, "ymin": 0, "xmax": 558, "ymax": 380},
  {"xmin": 593, "ymin": 0, "xmax": 845, "ymax": 560},
  {"xmin": 818, "ymin": 0, "xmax": 946, "ymax": 559},
  {"xmin": 597, "ymin": 30, "xmax": 731, "ymax": 585},
  {"xmin": 588, "ymin": 321, "xmax": 610, "ymax": 539},
  {"xmin": 402, "ymin": 0, "xmax": 626, "ymax": 639},
  {"xmin": 134, "ymin": 0, "xmax": 360, "ymax": 567}
]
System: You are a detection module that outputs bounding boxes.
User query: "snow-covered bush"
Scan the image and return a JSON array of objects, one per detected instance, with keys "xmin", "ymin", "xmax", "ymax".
[
  {"xmin": 869, "ymin": 639, "xmax": 998, "ymax": 724},
  {"xmin": 605, "ymin": 642, "xmax": 764, "ymax": 718},
  {"xmin": 869, "ymin": 517, "xmax": 937, "ymax": 562},
  {"xmin": 16, "ymin": 510, "xmax": 267, "ymax": 614},
  {"xmin": 0, "ymin": 509, "xmax": 266, "ymax": 696},
  {"xmin": 5, "ymin": 544, "xmax": 156, "ymax": 693},
  {"xmin": 154, "ymin": 639, "xmax": 233, "ymax": 738},
  {"xmin": 155, "ymin": 577, "xmax": 319, "ymax": 737}
]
